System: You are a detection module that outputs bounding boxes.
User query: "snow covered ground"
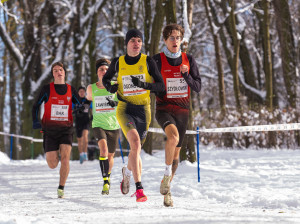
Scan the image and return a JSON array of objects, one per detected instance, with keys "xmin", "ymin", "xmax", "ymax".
[{"xmin": 0, "ymin": 146, "xmax": 300, "ymax": 224}]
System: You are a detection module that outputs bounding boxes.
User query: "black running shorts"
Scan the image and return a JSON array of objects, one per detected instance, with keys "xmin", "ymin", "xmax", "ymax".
[
  {"xmin": 155, "ymin": 104, "xmax": 189, "ymax": 147},
  {"xmin": 43, "ymin": 132, "xmax": 73, "ymax": 152},
  {"xmin": 75, "ymin": 122, "xmax": 90, "ymax": 138}
]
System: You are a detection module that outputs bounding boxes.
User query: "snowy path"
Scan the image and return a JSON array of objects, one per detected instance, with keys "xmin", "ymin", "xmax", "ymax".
[{"xmin": 0, "ymin": 147, "xmax": 300, "ymax": 224}]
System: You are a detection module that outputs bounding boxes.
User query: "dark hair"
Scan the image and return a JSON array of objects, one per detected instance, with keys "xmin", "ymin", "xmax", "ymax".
[
  {"xmin": 78, "ymin": 86, "xmax": 86, "ymax": 92},
  {"xmin": 162, "ymin": 24, "xmax": 184, "ymax": 41},
  {"xmin": 96, "ymin": 58, "xmax": 111, "ymax": 73},
  {"xmin": 51, "ymin": 61, "xmax": 66, "ymax": 76}
]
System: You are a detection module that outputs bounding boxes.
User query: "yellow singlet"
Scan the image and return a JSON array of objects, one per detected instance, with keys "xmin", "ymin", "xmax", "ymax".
[{"xmin": 117, "ymin": 54, "xmax": 153, "ymax": 105}]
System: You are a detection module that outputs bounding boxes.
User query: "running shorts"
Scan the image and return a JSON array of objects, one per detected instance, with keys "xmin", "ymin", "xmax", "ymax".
[
  {"xmin": 93, "ymin": 128, "xmax": 120, "ymax": 153},
  {"xmin": 43, "ymin": 131, "xmax": 73, "ymax": 152},
  {"xmin": 155, "ymin": 104, "xmax": 189, "ymax": 147},
  {"xmin": 75, "ymin": 122, "xmax": 90, "ymax": 138},
  {"xmin": 116, "ymin": 101, "xmax": 151, "ymax": 146}
]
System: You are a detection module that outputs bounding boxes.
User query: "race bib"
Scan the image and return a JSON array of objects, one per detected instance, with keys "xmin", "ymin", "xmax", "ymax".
[
  {"xmin": 94, "ymin": 95, "xmax": 114, "ymax": 113},
  {"xmin": 166, "ymin": 78, "xmax": 188, "ymax": 98},
  {"xmin": 51, "ymin": 104, "xmax": 69, "ymax": 121},
  {"xmin": 122, "ymin": 74, "xmax": 147, "ymax": 96}
]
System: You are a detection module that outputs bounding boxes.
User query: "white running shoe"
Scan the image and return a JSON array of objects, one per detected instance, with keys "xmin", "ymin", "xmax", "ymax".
[
  {"xmin": 160, "ymin": 175, "xmax": 171, "ymax": 195},
  {"xmin": 120, "ymin": 167, "xmax": 130, "ymax": 195}
]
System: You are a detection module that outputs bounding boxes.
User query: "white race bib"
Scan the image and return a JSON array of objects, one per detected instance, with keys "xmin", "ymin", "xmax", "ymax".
[
  {"xmin": 166, "ymin": 78, "xmax": 188, "ymax": 98},
  {"xmin": 122, "ymin": 74, "xmax": 147, "ymax": 96},
  {"xmin": 94, "ymin": 96, "xmax": 114, "ymax": 113},
  {"xmin": 51, "ymin": 104, "xmax": 69, "ymax": 121}
]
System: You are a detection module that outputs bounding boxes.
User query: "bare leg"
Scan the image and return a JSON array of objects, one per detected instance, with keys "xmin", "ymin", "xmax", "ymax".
[
  {"xmin": 98, "ymin": 139, "xmax": 108, "ymax": 157},
  {"xmin": 171, "ymin": 147, "xmax": 181, "ymax": 182},
  {"xmin": 126, "ymin": 129, "xmax": 141, "ymax": 183},
  {"xmin": 81, "ymin": 130, "xmax": 89, "ymax": 154},
  {"xmin": 77, "ymin": 137, "xmax": 83, "ymax": 154},
  {"xmin": 45, "ymin": 151, "xmax": 59, "ymax": 169},
  {"xmin": 108, "ymin": 152, "xmax": 115, "ymax": 173},
  {"xmin": 164, "ymin": 124, "xmax": 179, "ymax": 165},
  {"xmin": 58, "ymin": 144, "xmax": 72, "ymax": 186}
]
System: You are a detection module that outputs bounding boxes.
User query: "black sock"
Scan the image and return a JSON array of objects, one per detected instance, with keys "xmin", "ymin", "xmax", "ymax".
[
  {"xmin": 58, "ymin": 185, "xmax": 64, "ymax": 190},
  {"xmin": 135, "ymin": 182, "xmax": 143, "ymax": 190},
  {"xmin": 99, "ymin": 157, "xmax": 109, "ymax": 184}
]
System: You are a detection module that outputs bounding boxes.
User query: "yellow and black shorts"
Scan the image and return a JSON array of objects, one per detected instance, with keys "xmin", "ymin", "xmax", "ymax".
[{"xmin": 116, "ymin": 101, "xmax": 151, "ymax": 145}]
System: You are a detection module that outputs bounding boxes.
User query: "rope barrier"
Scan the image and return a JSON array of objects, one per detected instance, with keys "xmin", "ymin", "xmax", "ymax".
[
  {"xmin": 2, "ymin": 123, "xmax": 300, "ymax": 183},
  {"xmin": 1, "ymin": 123, "xmax": 300, "ymax": 142}
]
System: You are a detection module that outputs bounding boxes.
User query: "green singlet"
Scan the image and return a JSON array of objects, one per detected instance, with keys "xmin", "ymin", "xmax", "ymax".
[{"xmin": 91, "ymin": 83, "xmax": 120, "ymax": 130}]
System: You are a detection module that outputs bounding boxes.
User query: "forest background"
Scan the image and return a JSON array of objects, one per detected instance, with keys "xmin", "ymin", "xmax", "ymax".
[{"xmin": 0, "ymin": 0, "xmax": 299, "ymax": 161}]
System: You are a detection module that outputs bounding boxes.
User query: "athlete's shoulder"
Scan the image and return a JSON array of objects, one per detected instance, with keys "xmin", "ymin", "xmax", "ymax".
[
  {"xmin": 185, "ymin": 53, "xmax": 195, "ymax": 61},
  {"xmin": 70, "ymin": 85, "xmax": 77, "ymax": 92},
  {"xmin": 152, "ymin": 53, "xmax": 163, "ymax": 64}
]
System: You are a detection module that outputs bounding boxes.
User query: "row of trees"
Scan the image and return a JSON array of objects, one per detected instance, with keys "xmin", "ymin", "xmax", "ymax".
[{"xmin": 0, "ymin": 0, "xmax": 299, "ymax": 160}]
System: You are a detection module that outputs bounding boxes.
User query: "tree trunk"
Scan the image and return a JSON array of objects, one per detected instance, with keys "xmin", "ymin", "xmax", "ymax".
[
  {"xmin": 262, "ymin": 0, "xmax": 273, "ymax": 111},
  {"xmin": 72, "ymin": 0, "xmax": 83, "ymax": 89},
  {"xmin": 143, "ymin": 0, "xmax": 151, "ymax": 54},
  {"xmin": 204, "ymin": 0, "xmax": 226, "ymax": 115},
  {"xmin": 165, "ymin": 0, "xmax": 176, "ymax": 24},
  {"xmin": 228, "ymin": 0, "xmax": 241, "ymax": 111},
  {"xmin": 273, "ymin": 0, "xmax": 297, "ymax": 108},
  {"xmin": 179, "ymin": 0, "xmax": 196, "ymax": 163},
  {"xmin": 0, "ymin": 52, "xmax": 7, "ymax": 153},
  {"xmin": 9, "ymin": 61, "xmax": 18, "ymax": 159},
  {"xmin": 143, "ymin": 0, "xmax": 166, "ymax": 155},
  {"xmin": 218, "ymin": 1, "xmax": 263, "ymax": 107}
]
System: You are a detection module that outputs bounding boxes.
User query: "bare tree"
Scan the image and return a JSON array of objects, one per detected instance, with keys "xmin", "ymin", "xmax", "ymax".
[
  {"xmin": 143, "ymin": 0, "xmax": 166, "ymax": 155},
  {"xmin": 273, "ymin": 0, "xmax": 297, "ymax": 108},
  {"xmin": 203, "ymin": 0, "xmax": 226, "ymax": 115}
]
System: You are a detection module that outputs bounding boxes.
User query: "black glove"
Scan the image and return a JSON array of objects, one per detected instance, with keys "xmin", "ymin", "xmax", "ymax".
[
  {"xmin": 181, "ymin": 71, "xmax": 188, "ymax": 77},
  {"xmin": 73, "ymin": 103, "xmax": 85, "ymax": 114},
  {"xmin": 131, "ymin": 76, "xmax": 149, "ymax": 89},
  {"xmin": 33, "ymin": 121, "xmax": 42, "ymax": 129},
  {"xmin": 106, "ymin": 97, "xmax": 117, "ymax": 107},
  {"xmin": 78, "ymin": 103, "xmax": 85, "ymax": 113},
  {"xmin": 109, "ymin": 84, "xmax": 118, "ymax": 93}
]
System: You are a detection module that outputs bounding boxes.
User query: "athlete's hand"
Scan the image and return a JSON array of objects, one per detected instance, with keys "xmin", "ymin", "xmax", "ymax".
[
  {"xmin": 33, "ymin": 121, "xmax": 42, "ymax": 129},
  {"xmin": 106, "ymin": 97, "xmax": 117, "ymax": 107},
  {"xmin": 77, "ymin": 103, "xmax": 85, "ymax": 113},
  {"xmin": 180, "ymin": 64, "xmax": 189, "ymax": 76},
  {"xmin": 109, "ymin": 84, "xmax": 118, "ymax": 93},
  {"xmin": 131, "ymin": 76, "xmax": 149, "ymax": 89}
]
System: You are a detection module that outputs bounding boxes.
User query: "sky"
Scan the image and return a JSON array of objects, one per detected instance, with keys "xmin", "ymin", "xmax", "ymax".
[{"xmin": 0, "ymin": 146, "xmax": 300, "ymax": 224}]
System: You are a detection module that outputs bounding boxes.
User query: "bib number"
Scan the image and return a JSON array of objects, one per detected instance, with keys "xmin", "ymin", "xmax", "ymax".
[
  {"xmin": 51, "ymin": 104, "xmax": 69, "ymax": 121},
  {"xmin": 94, "ymin": 95, "xmax": 114, "ymax": 113},
  {"xmin": 166, "ymin": 78, "xmax": 188, "ymax": 98},
  {"xmin": 122, "ymin": 74, "xmax": 146, "ymax": 96}
]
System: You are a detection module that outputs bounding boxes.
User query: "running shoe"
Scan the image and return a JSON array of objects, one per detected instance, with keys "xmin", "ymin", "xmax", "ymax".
[
  {"xmin": 101, "ymin": 183, "xmax": 110, "ymax": 195},
  {"xmin": 160, "ymin": 175, "xmax": 171, "ymax": 195},
  {"xmin": 79, "ymin": 154, "xmax": 84, "ymax": 164},
  {"xmin": 120, "ymin": 167, "xmax": 130, "ymax": 195},
  {"xmin": 57, "ymin": 189, "xmax": 64, "ymax": 198},
  {"xmin": 131, "ymin": 189, "xmax": 147, "ymax": 202},
  {"xmin": 83, "ymin": 153, "xmax": 88, "ymax": 162},
  {"xmin": 163, "ymin": 191, "xmax": 173, "ymax": 207}
]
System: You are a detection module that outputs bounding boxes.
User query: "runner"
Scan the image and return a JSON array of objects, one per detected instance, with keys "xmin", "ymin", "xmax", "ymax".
[
  {"xmin": 32, "ymin": 61, "xmax": 82, "ymax": 198},
  {"xmin": 73, "ymin": 86, "xmax": 91, "ymax": 164},
  {"xmin": 86, "ymin": 58, "xmax": 120, "ymax": 195},
  {"xmin": 153, "ymin": 24, "xmax": 201, "ymax": 207},
  {"xmin": 102, "ymin": 29, "xmax": 165, "ymax": 202}
]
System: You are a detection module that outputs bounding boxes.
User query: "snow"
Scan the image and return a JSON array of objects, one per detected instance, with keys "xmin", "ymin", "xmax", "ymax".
[{"xmin": 1, "ymin": 147, "xmax": 300, "ymax": 224}]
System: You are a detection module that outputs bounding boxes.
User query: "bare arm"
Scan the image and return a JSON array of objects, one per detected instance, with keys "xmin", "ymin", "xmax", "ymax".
[{"xmin": 86, "ymin": 84, "xmax": 93, "ymax": 101}]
